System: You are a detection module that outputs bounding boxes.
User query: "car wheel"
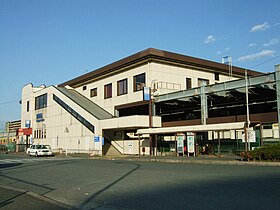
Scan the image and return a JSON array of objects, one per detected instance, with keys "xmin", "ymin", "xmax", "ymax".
[{"xmin": 28, "ymin": 151, "xmax": 31, "ymax": 156}]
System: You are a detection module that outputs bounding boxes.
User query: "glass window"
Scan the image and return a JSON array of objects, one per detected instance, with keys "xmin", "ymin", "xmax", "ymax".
[
  {"xmin": 83, "ymin": 86, "xmax": 87, "ymax": 90},
  {"xmin": 90, "ymin": 88, "xmax": 97, "ymax": 97},
  {"xmin": 186, "ymin": 78, "xmax": 192, "ymax": 90},
  {"xmin": 104, "ymin": 83, "xmax": 112, "ymax": 99},
  {"xmin": 215, "ymin": 73, "xmax": 219, "ymax": 81},
  {"xmin": 134, "ymin": 73, "xmax": 145, "ymax": 92},
  {"xmin": 27, "ymin": 101, "xmax": 30, "ymax": 112},
  {"xmin": 117, "ymin": 79, "xmax": 128, "ymax": 96},
  {"xmin": 35, "ymin": 94, "xmax": 47, "ymax": 110}
]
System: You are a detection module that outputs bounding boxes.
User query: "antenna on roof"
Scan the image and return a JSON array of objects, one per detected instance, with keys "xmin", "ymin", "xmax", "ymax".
[{"xmin": 222, "ymin": 56, "xmax": 232, "ymax": 80}]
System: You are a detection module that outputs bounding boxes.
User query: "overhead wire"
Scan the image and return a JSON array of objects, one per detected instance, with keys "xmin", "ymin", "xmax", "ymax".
[
  {"xmin": 0, "ymin": 99, "xmax": 20, "ymax": 106},
  {"xmin": 249, "ymin": 54, "xmax": 280, "ymax": 69}
]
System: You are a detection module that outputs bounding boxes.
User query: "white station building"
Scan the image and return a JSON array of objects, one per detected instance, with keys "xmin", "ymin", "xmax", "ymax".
[{"xmin": 20, "ymin": 48, "xmax": 262, "ymax": 155}]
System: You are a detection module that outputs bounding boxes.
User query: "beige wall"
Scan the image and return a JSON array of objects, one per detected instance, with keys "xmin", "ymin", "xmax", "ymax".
[
  {"xmin": 21, "ymin": 61, "xmax": 240, "ymax": 154},
  {"xmin": 75, "ymin": 62, "xmax": 239, "ymax": 115}
]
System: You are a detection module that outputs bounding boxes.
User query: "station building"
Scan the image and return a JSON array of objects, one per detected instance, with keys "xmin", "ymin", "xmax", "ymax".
[{"xmin": 20, "ymin": 48, "xmax": 280, "ymax": 156}]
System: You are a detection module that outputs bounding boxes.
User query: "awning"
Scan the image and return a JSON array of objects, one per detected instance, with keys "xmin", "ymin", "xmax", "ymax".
[{"xmin": 136, "ymin": 122, "xmax": 245, "ymax": 135}]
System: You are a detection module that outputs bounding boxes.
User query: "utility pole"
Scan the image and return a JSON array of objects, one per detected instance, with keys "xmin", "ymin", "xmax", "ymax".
[{"xmin": 245, "ymin": 70, "xmax": 250, "ymax": 151}]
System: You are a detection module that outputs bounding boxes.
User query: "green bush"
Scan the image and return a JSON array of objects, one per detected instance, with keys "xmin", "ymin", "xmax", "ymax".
[{"xmin": 241, "ymin": 144, "xmax": 280, "ymax": 161}]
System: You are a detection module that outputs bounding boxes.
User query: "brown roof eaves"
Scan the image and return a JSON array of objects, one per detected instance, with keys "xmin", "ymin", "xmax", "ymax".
[{"xmin": 58, "ymin": 48, "xmax": 263, "ymax": 88}]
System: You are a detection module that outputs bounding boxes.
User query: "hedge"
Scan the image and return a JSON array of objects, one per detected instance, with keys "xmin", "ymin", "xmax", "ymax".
[{"xmin": 241, "ymin": 144, "xmax": 280, "ymax": 161}]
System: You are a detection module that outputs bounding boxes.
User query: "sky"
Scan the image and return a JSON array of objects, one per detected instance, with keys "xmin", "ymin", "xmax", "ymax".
[{"xmin": 0, "ymin": 0, "xmax": 280, "ymax": 128}]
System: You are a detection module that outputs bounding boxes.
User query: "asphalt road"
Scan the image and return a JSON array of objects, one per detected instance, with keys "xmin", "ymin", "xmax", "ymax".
[{"xmin": 1, "ymin": 154, "xmax": 280, "ymax": 210}]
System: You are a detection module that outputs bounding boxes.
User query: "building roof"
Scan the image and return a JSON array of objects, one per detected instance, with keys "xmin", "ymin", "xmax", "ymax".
[{"xmin": 59, "ymin": 48, "xmax": 263, "ymax": 88}]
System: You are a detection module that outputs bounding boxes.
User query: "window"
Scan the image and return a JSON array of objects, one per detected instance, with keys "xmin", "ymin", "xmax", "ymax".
[
  {"xmin": 198, "ymin": 78, "xmax": 209, "ymax": 87},
  {"xmin": 134, "ymin": 73, "xmax": 145, "ymax": 92},
  {"xmin": 35, "ymin": 94, "xmax": 47, "ymax": 110},
  {"xmin": 215, "ymin": 73, "xmax": 220, "ymax": 81},
  {"xmin": 186, "ymin": 78, "xmax": 192, "ymax": 90},
  {"xmin": 83, "ymin": 86, "xmax": 87, "ymax": 91},
  {"xmin": 117, "ymin": 79, "xmax": 128, "ymax": 96},
  {"xmin": 90, "ymin": 88, "xmax": 97, "ymax": 97},
  {"xmin": 27, "ymin": 101, "xmax": 30, "ymax": 112},
  {"xmin": 43, "ymin": 129, "xmax": 46, "ymax": 138},
  {"xmin": 104, "ymin": 83, "xmax": 112, "ymax": 99}
]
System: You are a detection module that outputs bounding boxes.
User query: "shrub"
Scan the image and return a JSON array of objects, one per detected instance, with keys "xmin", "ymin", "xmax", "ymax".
[{"xmin": 241, "ymin": 144, "xmax": 280, "ymax": 161}]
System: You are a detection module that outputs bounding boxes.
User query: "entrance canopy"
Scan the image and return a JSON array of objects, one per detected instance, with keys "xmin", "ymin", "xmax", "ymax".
[{"xmin": 136, "ymin": 122, "xmax": 245, "ymax": 135}]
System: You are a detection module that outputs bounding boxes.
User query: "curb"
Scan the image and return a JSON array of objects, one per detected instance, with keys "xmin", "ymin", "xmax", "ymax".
[
  {"xmin": 0, "ymin": 184, "xmax": 75, "ymax": 209},
  {"xmin": 90, "ymin": 156, "xmax": 280, "ymax": 167}
]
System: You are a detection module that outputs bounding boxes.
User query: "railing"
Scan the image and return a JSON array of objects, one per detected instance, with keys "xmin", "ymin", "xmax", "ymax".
[
  {"xmin": 51, "ymin": 148, "xmax": 102, "ymax": 156},
  {"xmin": 156, "ymin": 81, "xmax": 181, "ymax": 90}
]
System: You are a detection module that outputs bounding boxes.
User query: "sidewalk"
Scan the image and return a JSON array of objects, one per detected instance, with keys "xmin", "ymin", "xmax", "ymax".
[
  {"xmin": 90, "ymin": 154, "xmax": 280, "ymax": 167},
  {"xmin": 0, "ymin": 185, "xmax": 72, "ymax": 210}
]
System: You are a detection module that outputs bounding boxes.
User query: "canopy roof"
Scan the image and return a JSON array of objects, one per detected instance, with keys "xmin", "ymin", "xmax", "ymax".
[{"xmin": 136, "ymin": 122, "xmax": 245, "ymax": 135}]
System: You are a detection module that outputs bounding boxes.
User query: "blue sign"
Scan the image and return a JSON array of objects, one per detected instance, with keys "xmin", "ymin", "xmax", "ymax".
[
  {"xmin": 25, "ymin": 120, "xmax": 31, "ymax": 128},
  {"xmin": 143, "ymin": 87, "xmax": 151, "ymax": 101},
  {"xmin": 36, "ymin": 113, "xmax": 44, "ymax": 122},
  {"xmin": 102, "ymin": 137, "xmax": 104, "ymax": 146},
  {"xmin": 94, "ymin": 136, "xmax": 100, "ymax": 142}
]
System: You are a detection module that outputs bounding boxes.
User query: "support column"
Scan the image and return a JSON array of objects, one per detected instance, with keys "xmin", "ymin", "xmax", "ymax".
[
  {"xmin": 275, "ymin": 64, "xmax": 280, "ymax": 143},
  {"xmin": 200, "ymin": 84, "xmax": 208, "ymax": 125}
]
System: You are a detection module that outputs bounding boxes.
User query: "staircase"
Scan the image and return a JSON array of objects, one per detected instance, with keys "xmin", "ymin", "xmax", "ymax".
[{"xmin": 103, "ymin": 140, "xmax": 122, "ymax": 156}]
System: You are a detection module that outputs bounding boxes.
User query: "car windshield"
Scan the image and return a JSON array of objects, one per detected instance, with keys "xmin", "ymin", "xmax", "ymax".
[{"xmin": 35, "ymin": 145, "xmax": 50, "ymax": 149}]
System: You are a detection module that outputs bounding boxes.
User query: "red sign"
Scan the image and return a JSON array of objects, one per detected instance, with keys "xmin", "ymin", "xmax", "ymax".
[{"xmin": 18, "ymin": 128, "xmax": 32, "ymax": 135}]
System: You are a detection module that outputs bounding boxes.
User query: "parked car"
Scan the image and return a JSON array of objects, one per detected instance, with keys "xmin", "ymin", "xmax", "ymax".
[{"xmin": 27, "ymin": 144, "xmax": 53, "ymax": 157}]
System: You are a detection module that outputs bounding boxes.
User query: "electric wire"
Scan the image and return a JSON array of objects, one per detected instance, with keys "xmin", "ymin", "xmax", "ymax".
[{"xmin": 0, "ymin": 99, "xmax": 20, "ymax": 105}]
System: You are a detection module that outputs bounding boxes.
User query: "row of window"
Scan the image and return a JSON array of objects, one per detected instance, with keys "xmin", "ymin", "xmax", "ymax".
[
  {"xmin": 27, "ymin": 74, "xmax": 216, "ymax": 112},
  {"xmin": 26, "ymin": 93, "xmax": 48, "ymax": 112},
  {"xmin": 34, "ymin": 129, "xmax": 46, "ymax": 139},
  {"xmin": 186, "ymin": 78, "xmax": 210, "ymax": 90},
  {"xmin": 87, "ymin": 75, "xmax": 212, "ymax": 99},
  {"xmin": 85, "ymin": 73, "xmax": 145, "ymax": 99}
]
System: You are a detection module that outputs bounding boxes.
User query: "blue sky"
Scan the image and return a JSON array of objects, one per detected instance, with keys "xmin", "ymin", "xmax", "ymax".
[{"xmin": 0, "ymin": 0, "xmax": 280, "ymax": 128}]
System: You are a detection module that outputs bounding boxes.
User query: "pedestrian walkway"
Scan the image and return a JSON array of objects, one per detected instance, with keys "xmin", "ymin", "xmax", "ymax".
[
  {"xmin": 0, "ymin": 157, "xmax": 60, "ymax": 164},
  {"xmin": 0, "ymin": 185, "xmax": 70, "ymax": 210}
]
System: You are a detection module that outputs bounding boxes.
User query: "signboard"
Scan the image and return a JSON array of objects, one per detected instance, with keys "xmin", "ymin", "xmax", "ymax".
[
  {"xmin": 94, "ymin": 136, "xmax": 100, "ymax": 142},
  {"xmin": 18, "ymin": 128, "xmax": 32, "ymax": 136},
  {"xmin": 143, "ymin": 87, "xmax": 151, "ymax": 101},
  {"xmin": 176, "ymin": 135, "xmax": 185, "ymax": 155},
  {"xmin": 242, "ymin": 131, "xmax": 256, "ymax": 143},
  {"xmin": 187, "ymin": 135, "xmax": 195, "ymax": 153},
  {"xmin": 94, "ymin": 136, "xmax": 103, "ymax": 153},
  {"xmin": 36, "ymin": 113, "xmax": 44, "ymax": 122},
  {"xmin": 25, "ymin": 120, "xmax": 31, "ymax": 128}
]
